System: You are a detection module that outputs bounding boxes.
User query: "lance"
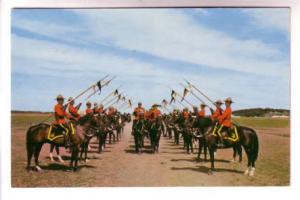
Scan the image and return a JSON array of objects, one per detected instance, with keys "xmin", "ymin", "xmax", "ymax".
[
  {"xmin": 98, "ymin": 86, "xmax": 121, "ymax": 104},
  {"xmin": 179, "ymin": 83, "xmax": 210, "ymax": 108},
  {"xmin": 83, "ymin": 76, "xmax": 116, "ymax": 101},
  {"xmin": 169, "ymin": 87, "xmax": 193, "ymax": 107},
  {"xmin": 184, "ymin": 79, "xmax": 240, "ymax": 126},
  {"xmin": 64, "ymin": 75, "xmax": 109, "ymax": 106},
  {"xmin": 116, "ymin": 97, "xmax": 128, "ymax": 109},
  {"xmin": 104, "ymin": 92, "xmax": 125, "ymax": 107},
  {"xmin": 184, "ymin": 79, "xmax": 216, "ymax": 107},
  {"xmin": 102, "ymin": 91, "xmax": 124, "ymax": 106},
  {"xmin": 106, "ymin": 95, "xmax": 127, "ymax": 108},
  {"xmin": 39, "ymin": 75, "xmax": 109, "ymax": 124}
]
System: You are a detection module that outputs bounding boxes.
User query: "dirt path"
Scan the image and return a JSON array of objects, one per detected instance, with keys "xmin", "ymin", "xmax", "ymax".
[{"xmin": 11, "ymin": 123, "xmax": 289, "ymax": 187}]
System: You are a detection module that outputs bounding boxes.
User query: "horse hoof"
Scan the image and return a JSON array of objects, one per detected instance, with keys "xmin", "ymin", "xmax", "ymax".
[
  {"xmin": 244, "ymin": 168, "xmax": 250, "ymax": 176},
  {"xmin": 208, "ymin": 169, "xmax": 213, "ymax": 175},
  {"xmin": 249, "ymin": 168, "xmax": 255, "ymax": 176},
  {"xmin": 229, "ymin": 159, "xmax": 236, "ymax": 163},
  {"xmin": 58, "ymin": 156, "xmax": 65, "ymax": 163},
  {"xmin": 35, "ymin": 166, "xmax": 42, "ymax": 172},
  {"xmin": 85, "ymin": 159, "xmax": 90, "ymax": 163}
]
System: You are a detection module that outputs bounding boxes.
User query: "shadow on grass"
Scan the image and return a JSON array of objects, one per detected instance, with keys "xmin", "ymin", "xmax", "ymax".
[{"xmin": 170, "ymin": 165, "xmax": 244, "ymax": 175}]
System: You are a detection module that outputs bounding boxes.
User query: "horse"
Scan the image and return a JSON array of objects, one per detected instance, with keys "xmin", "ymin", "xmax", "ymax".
[
  {"xmin": 26, "ymin": 114, "xmax": 99, "ymax": 172},
  {"xmin": 149, "ymin": 116, "xmax": 163, "ymax": 153},
  {"xmin": 196, "ymin": 125, "xmax": 259, "ymax": 176},
  {"xmin": 132, "ymin": 116, "xmax": 145, "ymax": 153}
]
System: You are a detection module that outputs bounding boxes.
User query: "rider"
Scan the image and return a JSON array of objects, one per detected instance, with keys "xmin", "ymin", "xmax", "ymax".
[
  {"xmin": 132, "ymin": 102, "xmax": 146, "ymax": 130},
  {"xmin": 53, "ymin": 94, "xmax": 72, "ymax": 147},
  {"xmin": 149, "ymin": 104, "xmax": 162, "ymax": 120},
  {"xmin": 68, "ymin": 97, "xmax": 81, "ymax": 121},
  {"xmin": 211, "ymin": 100, "xmax": 223, "ymax": 122},
  {"xmin": 93, "ymin": 102, "xmax": 99, "ymax": 114},
  {"xmin": 217, "ymin": 97, "xmax": 233, "ymax": 147},
  {"xmin": 182, "ymin": 107, "xmax": 190, "ymax": 119},
  {"xmin": 107, "ymin": 106, "xmax": 115, "ymax": 116},
  {"xmin": 98, "ymin": 104, "xmax": 105, "ymax": 114},
  {"xmin": 198, "ymin": 103, "xmax": 206, "ymax": 118},
  {"xmin": 85, "ymin": 101, "xmax": 93, "ymax": 115}
]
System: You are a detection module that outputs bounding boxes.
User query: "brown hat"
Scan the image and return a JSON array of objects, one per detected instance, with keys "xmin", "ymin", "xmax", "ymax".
[
  {"xmin": 224, "ymin": 97, "xmax": 234, "ymax": 103},
  {"xmin": 86, "ymin": 101, "xmax": 91, "ymax": 105},
  {"xmin": 56, "ymin": 94, "xmax": 64, "ymax": 100},
  {"xmin": 200, "ymin": 103, "xmax": 207, "ymax": 107}
]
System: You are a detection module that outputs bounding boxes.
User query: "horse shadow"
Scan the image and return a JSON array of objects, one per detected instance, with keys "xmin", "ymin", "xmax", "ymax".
[
  {"xmin": 124, "ymin": 149, "xmax": 155, "ymax": 154},
  {"xmin": 37, "ymin": 163, "xmax": 96, "ymax": 172},
  {"xmin": 170, "ymin": 165, "xmax": 244, "ymax": 174}
]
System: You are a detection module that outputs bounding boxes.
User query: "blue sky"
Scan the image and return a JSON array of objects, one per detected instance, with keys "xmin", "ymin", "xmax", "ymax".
[{"xmin": 11, "ymin": 8, "xmax": 290, "ymax": 112}]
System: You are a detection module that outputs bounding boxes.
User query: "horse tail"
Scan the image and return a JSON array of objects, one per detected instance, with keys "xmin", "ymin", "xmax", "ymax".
[
  {"xmin": 252, "ymin": 129, "xmax": 259, "ymax": 162},
  {"xmin": 241, "ymin": 126, "xmax": 259, "ymax": 162}
]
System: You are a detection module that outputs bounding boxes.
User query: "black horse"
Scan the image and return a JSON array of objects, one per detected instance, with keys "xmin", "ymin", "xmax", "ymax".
[
  {"xmin": 149, "ymin": 116, "xmax": 163, "ymax": 153},
  {"xmin": 132, "ymin": 116, "xmax": 146, "ymax": 153}
]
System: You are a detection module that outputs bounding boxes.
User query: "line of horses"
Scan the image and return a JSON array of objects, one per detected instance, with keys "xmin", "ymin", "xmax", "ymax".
[
  {"xmin": 26, "ymin": 112, "xmax": 131, "ymax": 171},
  {"xmin": 132, "ymin": 112, "xmax": 259, "ymax": 176}
]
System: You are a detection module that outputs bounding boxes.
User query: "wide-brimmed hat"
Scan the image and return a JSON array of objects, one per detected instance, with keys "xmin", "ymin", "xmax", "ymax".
[
  {"xmin": 215, "ymin": 99, "xmax": 223, "ymax": 105},
  {"xmin": 200, "ymin": 103, "xmax": 207, "ymax": 107},
  {"xmin": 94, "ymin": 102, "xmax": 98, "ymax": 106},
  {"xmin": 138, "ymin": 102, "xmax": 142, "ymax": 105},
  {"xmin": 152, "ymin": 104, "xmax": 161, "ymax": 107},
  {"xmin": 56, "ymin": 94, "xmax": 64, "ymax": 100},
  {"xmin": 86, "ymin": 101, "xmax": 91, "ymax": 105},
  {"xmin": 224, "ymin": 97, "xmax": 234, "ymax": 103}
]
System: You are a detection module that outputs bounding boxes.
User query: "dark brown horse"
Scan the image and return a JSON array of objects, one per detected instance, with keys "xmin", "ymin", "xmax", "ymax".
[
  {"xmin": 26, "ymin": 114, "xmax": 99, "ymax": 171},
  {"xmin": 149, "ymin": 116, "xmax": 163, "ymax": 153},
  {"xmin": 195, "ymin": 125, "xmax": 259, "ymax": 176}
]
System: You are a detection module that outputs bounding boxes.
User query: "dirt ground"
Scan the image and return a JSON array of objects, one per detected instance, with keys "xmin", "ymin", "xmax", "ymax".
[{"xmin": 11, "ymin": 123, "xmax": 290, "ymax": 187}]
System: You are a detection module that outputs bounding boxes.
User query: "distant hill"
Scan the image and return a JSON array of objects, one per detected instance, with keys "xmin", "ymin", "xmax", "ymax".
[
  {"xmin": 233, "ymin": 108, "xmax": 290, "ymax": 117},
  {"xmin": 11, "ymin": 110, "xmax": 52, "ymax": 114}
]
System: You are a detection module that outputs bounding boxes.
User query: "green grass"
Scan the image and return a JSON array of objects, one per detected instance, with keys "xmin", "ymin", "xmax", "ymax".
[
  {"xmin": 11, "ymin": 113, "xmax": 54, "ymax": 128},
  {"xmin": 234, "ymin": 117, "xmax": 290, "ymax": 128}
]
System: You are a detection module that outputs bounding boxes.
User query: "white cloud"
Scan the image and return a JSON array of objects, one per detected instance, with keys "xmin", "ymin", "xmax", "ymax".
[
  {"xmin": 243, "ymin": 8, "xmax": 290, "ymax": 35},
  {"xmin": 72, "ymin": 9, "xmax": 288, "ymax": 77}
]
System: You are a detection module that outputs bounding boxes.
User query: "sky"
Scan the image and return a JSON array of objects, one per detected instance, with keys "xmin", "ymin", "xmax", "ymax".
[{"xmin": 11, "ymin": 8, "xmax": 290, "ymax": 112}]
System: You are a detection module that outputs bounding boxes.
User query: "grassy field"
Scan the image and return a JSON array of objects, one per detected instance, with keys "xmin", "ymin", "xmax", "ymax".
[{"xmin": 234, "ymin": 117, "xmax": 289, "ymax": 128}]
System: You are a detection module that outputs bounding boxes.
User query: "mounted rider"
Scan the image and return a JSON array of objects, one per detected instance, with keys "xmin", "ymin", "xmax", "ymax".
[
  {"xmin": 149, "ymin": 104, "xmax": 162, "ymax": 120},
  {"xmin": 211, "ymin": 100, "xmax": 223, "ymax": 122},
  {"xmin": 53, "ymin": 94, "xmax": 72, "ymax": 147},
  {"xmin": 132, "ymin": 102, "xmax": 146, "ymax": 130},
  {"xmin": 216, "ymin": 97, "xmax": 234, "ymax": 147},
  {"xmin": 68, "ymin": 97, "xmax": 81, "ymax": 121},
  {"xmin": 85, "ymin": 101, "xmax": 93, "ymax": 115},
  {"xmin": 182, "ymin": 107, "xmax": 190, "ymax": 120},
  {"xmin": 98, "ymin": 104, "xmax": 105, "ymax": 114},
  {"xmin": 198, "ymin": 103, "xmax": 206, "ymax": 118},
  {"xmin": 93, "ymin": 102, "xmax": 99, "ymax": 114}
]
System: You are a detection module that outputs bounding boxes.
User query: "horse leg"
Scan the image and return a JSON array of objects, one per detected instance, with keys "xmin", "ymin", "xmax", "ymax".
[
  {"xmin": 55, "ymin": 146, "xmax": 64, "ymax": 163},
  {"xmin": 204, "ymin": 143, "xmax": 208, "ymax": 161},
  {"xmin": 49, "ymin": 144, "xmax": 55, "ymax": 162},
  {"xmin": 237, "ymin": 145, "xmax": 243, "ymax": 162},
  {"xmin": 26, "ymin": 144, "xmax": 34, "ymax": 170},
  {"xmin": 85, "ymin": 142, "xmax": 89, "ymax": 162},
  {"xmin": 34, "ymin": 143, "xmax": 43, "ymax": 172},
  {"xmin": 197, "ymin": 139, "xmax": 201, "ymax": 160},
  {"xmin": 208, "ymin": 147, "xmax": 215, "ymax": 175},
  {"xmin": 244, "ymin": 149, "xmax": 252, "ymax": 176},
  {"xmin": 74, "ymin": 147, "xmax": 80, "ymax": 172}
]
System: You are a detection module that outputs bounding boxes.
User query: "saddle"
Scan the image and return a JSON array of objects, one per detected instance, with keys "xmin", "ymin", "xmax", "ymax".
[
  {"xmin": 47, "ymin": 123, "xmax": 75, "ymax": 141},
  {"xmin": 212, "ymin": 125, "xmax": 239, "ymax": 142}
]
